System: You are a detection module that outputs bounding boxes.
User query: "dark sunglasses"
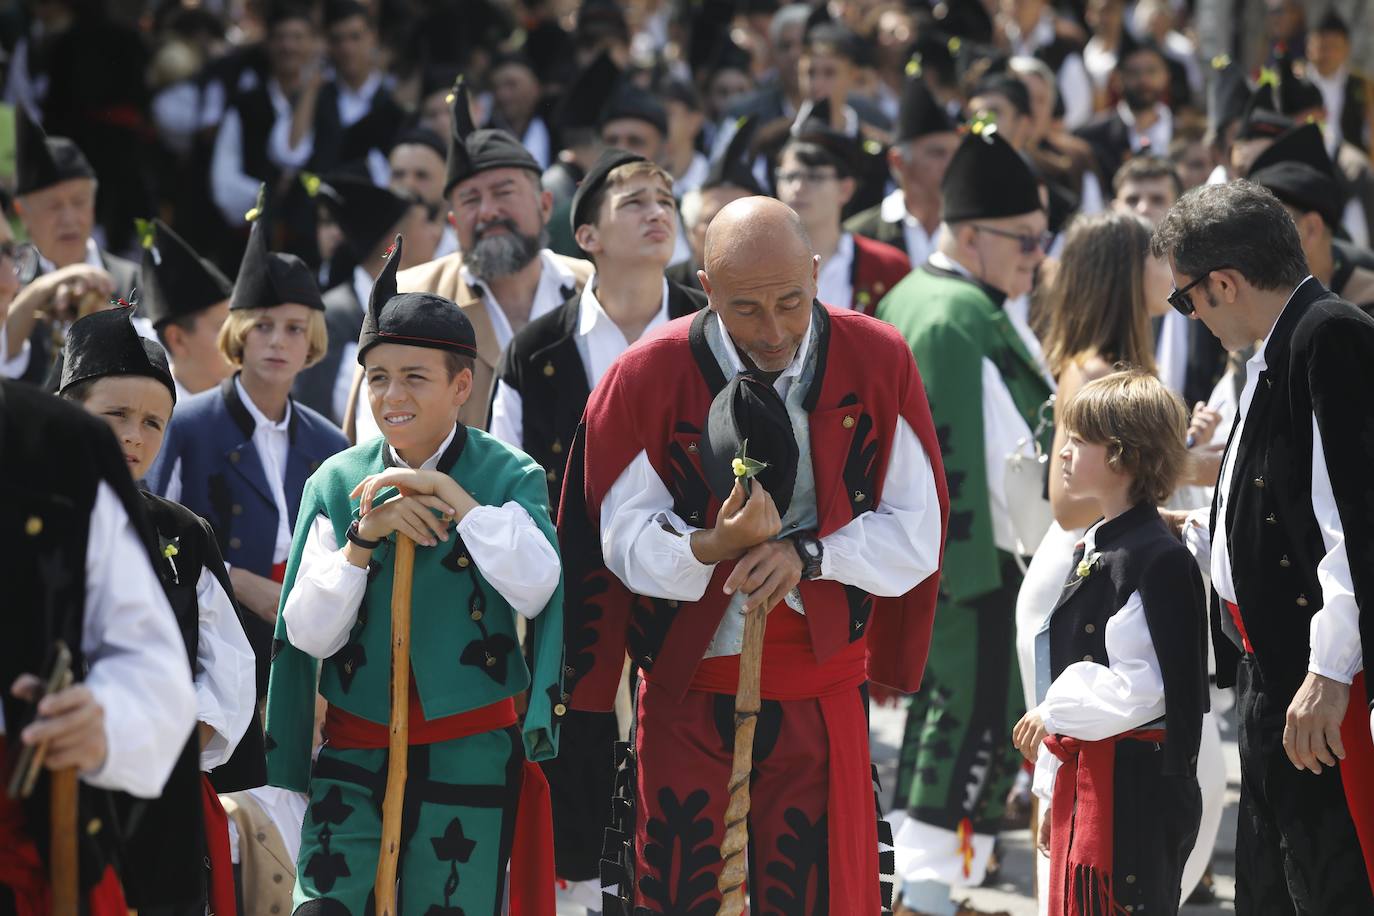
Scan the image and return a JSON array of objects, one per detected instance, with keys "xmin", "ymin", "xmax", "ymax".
[
  {"xmin": 1167, "ymin": 268, "xmax": 1226, "ymax": 316},
  {"xmin": 972, "ymin": 224, "xmax": 1053, "ymax": 255}
]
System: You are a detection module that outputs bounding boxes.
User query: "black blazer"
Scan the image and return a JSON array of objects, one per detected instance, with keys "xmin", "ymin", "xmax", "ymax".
[
  {"xmin": 292, "ymin": 282, "xmax": 366, "ymax": 424},
  {"xmin": 1212, "ymin": 277, "xmax": 1374, "ymax": 710},
  {"xmin": 1046, "ymin": 503, "xmax": 1208, "ymax": 777},
  {"xmin": 494, "ymin": 279, "xmax": 706, "ymax": 512}
]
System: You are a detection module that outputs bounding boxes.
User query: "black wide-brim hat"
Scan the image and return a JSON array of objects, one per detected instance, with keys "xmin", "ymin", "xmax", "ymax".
[
  {"xmin": 700, "ymin": 374, "xmax": 798, "ymax": 518},
  {"xmin": 60, "ymin": 304, "xmax": 177, "ymax": 404}
]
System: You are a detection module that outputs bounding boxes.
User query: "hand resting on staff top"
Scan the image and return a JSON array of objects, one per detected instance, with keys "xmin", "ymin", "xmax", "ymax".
[{"xmin": 689, "ymin": 478, "xmax": 802, "ymax": 615}]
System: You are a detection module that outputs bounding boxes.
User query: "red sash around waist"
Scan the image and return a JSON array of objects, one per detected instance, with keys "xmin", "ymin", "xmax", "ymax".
[
  {"xmin": 1223, "ymin": 600, "xmax": 1254, "ymax": 654},
  {"xmin": 270, "ymin": 562, "xmax": 288, "ymax": 583},
  {"xmin": 324, "ymin": 683, "xmax": 518, "ymax": 749},
  {"xmin": 1046, "ymin": 729, "xmax": 1166, "ymax": 916},
  {"xmin": 0, "ymin": 738, "xmax": 128, "ymax": 916},
  {"xmin": 685, "ymin": 604, "xmax": 868, "ymax": 699}
]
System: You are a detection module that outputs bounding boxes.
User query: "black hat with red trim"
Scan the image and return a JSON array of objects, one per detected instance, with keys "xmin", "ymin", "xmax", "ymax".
[{"xmin": 357, "ymin": 235, "xmax": 476, "ymax": 363}]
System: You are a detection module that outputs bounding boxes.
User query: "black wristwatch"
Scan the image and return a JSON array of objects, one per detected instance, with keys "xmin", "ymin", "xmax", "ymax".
[
  {"xmin": 346, "ymin": 518, "xmax": 382, "ymax": 550},
  {"xmin": 789, "ymin": 530, "xmax": 823, "ymax": 580}
]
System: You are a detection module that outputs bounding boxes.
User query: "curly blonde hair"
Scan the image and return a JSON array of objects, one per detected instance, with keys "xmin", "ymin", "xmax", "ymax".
[{"xmin": 1060, "ymin": 368, "xmax": 1189, "ymax": 506}]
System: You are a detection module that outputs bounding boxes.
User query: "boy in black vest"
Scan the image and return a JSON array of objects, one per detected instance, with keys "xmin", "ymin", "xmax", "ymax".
[{"xmin": 1013, "ymin": 369, "xmax": 1207, "ymax": 916}]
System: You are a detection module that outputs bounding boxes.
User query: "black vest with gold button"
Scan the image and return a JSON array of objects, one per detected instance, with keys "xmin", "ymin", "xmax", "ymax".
[
  {"xmin": 494, "ymin": 280, "xmax": 706, "ymax": 513},
  {"xmin": 1211, "ymin": 278, "xmax": 1374, "ymax": 712},
  {"xmin": 1047, "ymin": 503, "xmax": 1208, "ymax": 777}
]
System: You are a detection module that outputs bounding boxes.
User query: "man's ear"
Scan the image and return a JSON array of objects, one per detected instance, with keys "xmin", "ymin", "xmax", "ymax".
[
  {"xmin": 837, "ymin": 176, "xmax": 856, "ymax": 208},
  {"xmin": 451, "ymin": 366, "xmax": 474, "ymax": 408},
  {"xmin": 539, "ymin": 188, "xmax": 554, "ymax": 224},
  {"xmin": 162, "ymin": 323, "xmax": 186, "ymax": 359},
  {"xmin": 574, "ymin": 223, "xmax": 598, "ymax": 256}
]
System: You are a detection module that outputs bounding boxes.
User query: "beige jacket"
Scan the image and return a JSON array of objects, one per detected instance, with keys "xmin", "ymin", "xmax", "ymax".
[
  {"xmin": 220, "ymin": 791, "xmax": 297, "ymax": 916},
  {"xmin": 342, "ymin": 251, "xmax": 593, "ymax": 438}
]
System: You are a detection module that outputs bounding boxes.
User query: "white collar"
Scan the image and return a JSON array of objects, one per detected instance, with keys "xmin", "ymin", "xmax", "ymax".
[
  {"xmin": 337, "ymin": 71, "xmax": 383, "ymax": 103},
  {"xmin": 1251, "ymin": 275, "xmax": 1316, "ymax": 373},
  {"xmin": 673, "ymin": 151, "xmax": 711, "ymax": 196},
  {"xmin": 1116, "ymin": 101, "xmax": 1172, "ymax": 132},
  {"xmin": 928, "ymin": 248, "xmax": 972, "ymax": 278},
  {"xmin": 881, "ymin": 187, "xmax": 917, "ymax": 225},
  {"xmin": 579, "ymin": 276, "xmax": 670, "ymax": 337},
  {"xmin": 387, "ymin": 422, "xmax": 459, "ymax": 470},
  {"xmin": 352, "ymin": 266, "xmax": 373, "ymax": 314},
  {"xmin": 712, "ymin": 309, "xmax": 815, "ymax": 382},
  {"xmin": 1309, "ymin": 65, "xmax": 1348, "ymax": 91},
  {"xmin": 235, "ymin": 375, "xmax": 292, "ymax": 431},
  {"xmin": 1008, "ymin": 12, "xmax": 1057, "ymax": 51},
  {"xmin": 38, "ymin": 236, "xmax": 102, "ymax": 275}
]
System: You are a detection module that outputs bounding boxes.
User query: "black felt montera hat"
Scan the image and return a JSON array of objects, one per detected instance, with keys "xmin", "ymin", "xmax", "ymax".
[
  {"xmin": 700, "ymin": 374, "xmax": 798, "ymax": 517},
  {"xmin": 357, "ymin": 235, "xmax": 477, "ymax": 363},
  {"xmin": 896, "ymin": 65, "xmax": 958, "ymax": 143},
  {"xmin": 1249, "ymin": 122, "xmax": 1346, "ymax": 228},
  {"xmin": 940, "ymin": 119, "xmax": 1041, "ymax": 223},
  {"xmin": 230, "ymin": 187, "xmax": 325, "ymax": 312},
  {"xmin": 138, "ymin": 218, "xmax": 233, "ymax": 328},
  {"xmin": 15, "ymin": 104, "xmax": 96, "ymax": 195},
  {"xmin": 60, "ymin": 304, "xmax": 177, "ymax": 403},
  {"xmin": 443, "ymin": 77, "xmax": 542, "ymax": 197},
  {"xmin": 571, "ymin": 147, "xmax": 647, "ymax": 237},
  {"xmin": 310, "ymin": 173, "xmax": 414, "ymax": 261},
  {"xmin": 704, "ymin": 116, "xmax": 766, "ymax": 195}
]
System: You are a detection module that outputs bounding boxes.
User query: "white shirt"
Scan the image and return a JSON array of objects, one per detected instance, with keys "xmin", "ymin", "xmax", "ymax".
[
  {"xmin": 225, "ymin": 785, "xmax": 308, "ymax": 866},
  {"xmin": 673, "ymin": 151, "xmax": 711, "ymax": 198},
  {"xmin": 1007, "ymin": 13, "xmax": 1093, "ymax": 129},
  {"xmin": 461, "ymin": 250, "xmax": 580, "ymax": 352},
  {"xmin": 211, "ymin": 80, "xmax": 296, "ymax": 226},
  {"xmin": 328, "ymin": 267, "xmax": 371, "ymax": 423},
  {"xmin": 1209, "ymin": 278, "xmax": 1362, "ymax": 683},
  {"xmin": 1155, "ymin": 308, "xmax": 1191, "ymax": 398},
  {"xmin": 522, "ymin": 117, "xmax": 553, "ymax": 172},
  {"xmin": 1117, "ymin": 101, "xmax": 1174, "ymax": 157},
  {"xmin": 1004, "ymin": 294, "xmax": 1053, "ymax": 386},
  {"xmin": 1031, "ymin": 527, "xmax": 1167, "ymax": 800},
  {"xmin": 1311, "ymin": 65, "xmax": 1349, "ymax": 150},
  {"xmin": 192, "ymin": 566, "xmax": 258, "ymax": 771},
  {"xmin": 880, "ymin": 189, "xmax": 937, "ymax": 267},
  {"xmin": 280, "ymin": 424, "xmax": 561, "ymax": 658},
  {"xmin": 597, "ymin": 315, "xmax": 942, "ymax": 634},
  {"xmin": 817, "ymin": 232, "xmax": 855, "ymax": 311},
  {"xmin": 167, "ymin": 377, "xmax": 294, "ymax": 564},
  {"xmin": 488, "ymin": 277, "xmax": 672, "ymax": 451},
  {"xmin": 0, "ymin": 482, "xmax": 196, "ymax": 798},
  {"xmin": 0, "ymin": 322, "xmax": 30, "ymax": 379}
]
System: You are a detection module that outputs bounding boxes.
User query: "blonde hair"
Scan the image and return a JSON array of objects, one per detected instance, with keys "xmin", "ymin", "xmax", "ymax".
[
  {"xmin": 1060, "ymin": 368, "xmax": 1189, "ymax": 506},
  {"xmin": 217, "ymin": 307, "xmax": 328, "ymax": 369}
]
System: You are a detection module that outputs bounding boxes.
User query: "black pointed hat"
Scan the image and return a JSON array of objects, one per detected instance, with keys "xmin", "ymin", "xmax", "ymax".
[
  {"xmin": 60, "ymin": 304, "xmax": 177, "ymax": 403},
  {"xmin": 896, "ymin": 66, "xmax": 958, "ymax": 143},
  {"xmin": 1206, "ymin": 55, "xmax": 1249, "ymax": 137},
  {"xmin": 599, "ymin": 82, "xmax": 669, "ymax": 137},
  {"xmin": 310, "ymin": 174, "xmax": 414, "ymax": 262},
  {"xmin": 571, "ymin": 148, "xmax": 647, "ymax": 237},
  {"xmin": 703, "ymin": 117, "xmax": 766, "ymax": 195},
  {"xmin": 1272, "ymin": 52, "xmax": 1324, "ymax": 116},
  {"xmin": 15, "ymin": 105, "xmax": 95, "ymax": 195},
  {"xmin": 699, "ymin": 374, "xmax": 798, "ymax": 517},
  {"xmin": 787, "ymin": 100, "xmax": 860, "ymax": 177},
  {"xmin": 554, "ymin": 51, "xmax": 623, "ymax": 133},
  {"xmin": 1249, "ymin": 122, "xmax": 1345, "ymax": 228},
  {"xmin": 1315, "ymin": 5, "xmax": 1349, "ymax": 35},
  {"xmin": 139, "ymin": 218, "xmax": 233, "ymax": 327},
  {"xmin": 357, "ymin": 236, "xmax": 477, "ymax": 364},
  {"xmin": 443, "ymin": 78, "xmax": 542, "ymax": 197},
  {"xmin": 229, "ymin": 188, "xmax": 325, "ymax": 312},
  {"xmin": 940, "ymin": 119, "xmax": 1041, "ymax": 223},
  {"xmin": 1236, "ymin": 83, "xmax": 1294, "ymax": 140}
]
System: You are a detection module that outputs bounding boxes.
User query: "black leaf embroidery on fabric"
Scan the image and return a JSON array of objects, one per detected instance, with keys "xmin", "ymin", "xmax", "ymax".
[
  {"xmin": 709, "ymin": 696, "xmax": 782, "ymax": 765},
  {"xmin": 306, "ymin": 785, "xmax": 354, "ymax": 893},
  {"xmin": 564, "ymin": 569, "xmax": 609, "ymax": 691},
  {"xmin": 838, "ymin": 394, "xmax": 879, "ymax": 519},
  {"xmin": 947, "ymin": 510, "xmax": 975, "ymax": 543},
  {"xmin": 638, "ymin": 787, "xmax": 722, "ymax": 915},
  {"xmin": 332, "ymin": 641, "xmax": 367, "ymax": 692},
  {"xmin": 459, "ymin": 633, "xmax": 517, "ymax": 683},
  {"xmin": 844, "ymin": 585, "xmax": 874, "ymax": 642},
  {"xmin": 763, "ymin": 808, "xmax": 829, "ymax": 916},
  {"xmin": 270, "ymin": 637, "xmax": 284, "ymax": 662},
  {"xmin": 627, "ymin": 594, "xmax": 680, "ymax": 672},
  {"xmin": 666, "ymin": 422, "xmax": 710, "ymax": 524},
  {"xmin": 311, "ymin": 785, "xmax": 353, "ymax": 825}
]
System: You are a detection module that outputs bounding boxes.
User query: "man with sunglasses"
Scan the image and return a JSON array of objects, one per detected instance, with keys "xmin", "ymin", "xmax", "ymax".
[
  {"xmin": 877, "ymin": 123, "xmax": 1054, "ymax": 916},
  {"xmin": 1155, "ymin": 180, "xmax": 1374, "ymax": 914}
]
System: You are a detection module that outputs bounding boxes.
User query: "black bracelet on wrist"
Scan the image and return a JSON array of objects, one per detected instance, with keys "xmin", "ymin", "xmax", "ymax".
[{"xmin": 346, "ymin": 518, "xmax": 382, "ymax": 550}]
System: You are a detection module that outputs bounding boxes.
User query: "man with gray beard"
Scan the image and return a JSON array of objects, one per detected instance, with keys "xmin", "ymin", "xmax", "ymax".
[{"xmin": 342, "ymin": 79, "xmax": 592, "ymax": 439}]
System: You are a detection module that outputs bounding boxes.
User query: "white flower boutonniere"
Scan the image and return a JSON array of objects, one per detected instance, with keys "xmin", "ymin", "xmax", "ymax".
[{"xmin": 1075, "ymin": 550, "xmax": 1102, "ymax": 579}]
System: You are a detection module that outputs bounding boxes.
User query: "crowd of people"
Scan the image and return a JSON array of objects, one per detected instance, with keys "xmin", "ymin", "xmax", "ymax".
[{"xmin": 3, "ymin": 0, "xmax": 1374, "ymax": 914}]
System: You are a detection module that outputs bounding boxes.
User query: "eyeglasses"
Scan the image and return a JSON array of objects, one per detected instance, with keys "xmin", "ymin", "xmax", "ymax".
[
  {"xmin": 1167, "ymin": 268, "xmax": 1226, "ymax": 316},
  {"xmin": 972, "ymin": 224, "xmax": 1053, "ymax": 254},
  {"xmin": 0, "ymin": 242, "xmax": 37, "ymax": 281},
  {"xmin": 775, "ymin": 169, "xmax": 839, "ymax": 187}
]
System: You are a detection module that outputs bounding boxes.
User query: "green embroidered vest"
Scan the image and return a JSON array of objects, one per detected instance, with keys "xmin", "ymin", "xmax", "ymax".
[
  {"xmin": 264, "ymin": 427, "xmax": 565, "ymax": 792},
  {"xmin": 878, "ymin": 265, "xmax": 1053, "ymax": 602}
]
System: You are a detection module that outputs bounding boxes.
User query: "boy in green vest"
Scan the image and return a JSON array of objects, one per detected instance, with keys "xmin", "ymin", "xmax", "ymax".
[{"xmin": 265, "ymin": 235, "xmax": 564, "ymax": 914}]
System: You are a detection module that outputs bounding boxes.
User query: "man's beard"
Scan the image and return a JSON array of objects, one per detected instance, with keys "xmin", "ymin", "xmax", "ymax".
[
  {"xmin": 463, "ymin": 219, "xmax": 547, "ymax": 280},
  {"xmin": 1123, "ymin": 85, "xmax": 1160, "ymax": 113}
]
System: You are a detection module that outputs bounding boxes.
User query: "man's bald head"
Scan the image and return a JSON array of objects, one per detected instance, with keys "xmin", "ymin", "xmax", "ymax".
[
  {"xmin": 699, "ymin": 196, "xmax": 819, "ymax": 372},
  {"xmin": 703, "ymin": 196, "xmax": 813, "ymax": 278}
]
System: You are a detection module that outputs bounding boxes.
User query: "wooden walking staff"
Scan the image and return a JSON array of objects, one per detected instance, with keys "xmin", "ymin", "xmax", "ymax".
[
  {"xmin": 49, "ymin": 766, "xmax": 78, "ymax": 914},
  {"xmin": 375, "ymin": 533, "xmax": 417, "ymax": 916},
  {"xmin": 716, "ymin": 596, "xmax": 769, "ymax": 915}
]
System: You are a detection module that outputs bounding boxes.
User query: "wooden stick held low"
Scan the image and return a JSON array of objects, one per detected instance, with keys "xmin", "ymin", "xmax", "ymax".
[
  {"xmin": 717, "ymin": 598, "xmax": 768, "ymax": 915},
  {"xmin": 49, "ymin": 766, "xmax": 78, "ymax": 914},
  {"xmin": 375, "ymin": 533, "xmax": 416, "ymax": 916}
]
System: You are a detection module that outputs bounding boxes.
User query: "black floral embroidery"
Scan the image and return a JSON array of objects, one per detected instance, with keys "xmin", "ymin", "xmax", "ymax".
[
  {"xmin": 763, "ymin": 808, "xmax": 829, "ymax": 915},
  {"xmin": 305, "ymin": 786, "xmax": 353, "ymax": 893},
  {"xmin": 638, "ymin": 788, "xmax": 722, "ymax": 915}
]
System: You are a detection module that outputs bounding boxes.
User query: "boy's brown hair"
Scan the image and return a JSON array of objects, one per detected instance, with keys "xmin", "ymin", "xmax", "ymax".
[{"xmin": 1060, "ymin": 368, "xmax": 1190, "ymax": 506}]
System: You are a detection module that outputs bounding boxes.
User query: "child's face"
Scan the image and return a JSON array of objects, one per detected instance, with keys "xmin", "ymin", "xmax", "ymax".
[
  {"xmin": 1058, "ymin": 431, "xmax": 1120, "ymax": 502},
  {"xmin": 363, "ymin": 343, "xmax": 472, "ymax": 454},
  {"xmin": 241, "ymin": 304, "xmax": 313, "ymax": 386}
]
